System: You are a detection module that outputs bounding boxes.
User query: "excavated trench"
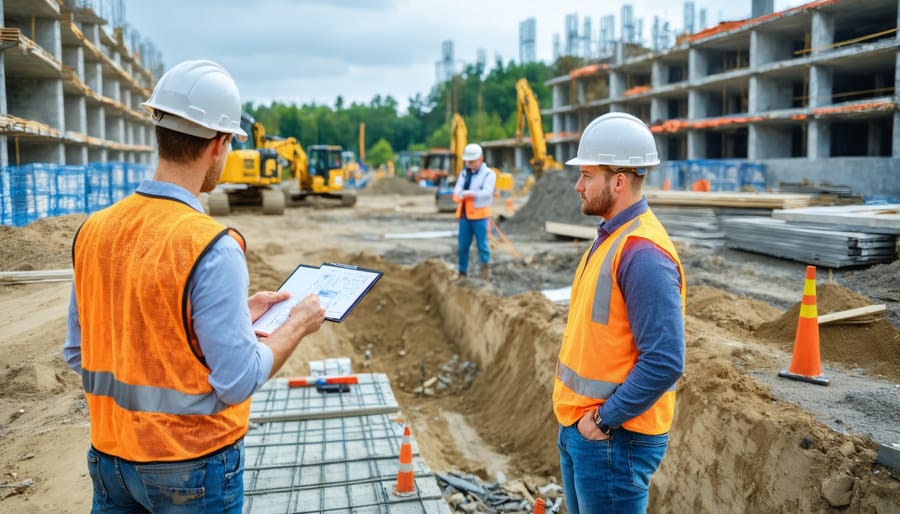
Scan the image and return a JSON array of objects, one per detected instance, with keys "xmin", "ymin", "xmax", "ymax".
[{"xmin": 248, "ymin": 250, "xmax": 899, "ymax": 513}]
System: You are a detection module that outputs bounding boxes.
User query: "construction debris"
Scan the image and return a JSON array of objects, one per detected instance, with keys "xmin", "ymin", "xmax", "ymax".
[{"xmin": 436, "ymin": 472, "xmax": 561, "ymax": 514}]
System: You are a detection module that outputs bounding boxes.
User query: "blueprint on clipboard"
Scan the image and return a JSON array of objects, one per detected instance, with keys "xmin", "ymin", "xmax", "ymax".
[{"xmin": 252, "ymin": 262, "xmax": 383, "ymax": 336}]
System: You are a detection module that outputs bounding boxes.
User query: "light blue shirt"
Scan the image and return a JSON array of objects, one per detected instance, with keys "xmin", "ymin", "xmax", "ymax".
[{"xmin": 64, "ymin": 181, "xmax": 274, "ymax": 405}]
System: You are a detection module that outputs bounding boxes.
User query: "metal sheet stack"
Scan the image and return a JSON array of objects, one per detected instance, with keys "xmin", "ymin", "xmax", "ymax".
[{"xmin": 723, "ymin": 205, "xmax": 900, "ymax": 268}]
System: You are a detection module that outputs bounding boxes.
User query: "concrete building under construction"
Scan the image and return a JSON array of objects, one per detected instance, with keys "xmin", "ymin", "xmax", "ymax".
[
  {"xmin": 0, "ymin": 0, "xmax": 156, "ymax": 168},
  {"xmin": 489, "ymin": 0, "xmax": 900, "ymax": 199}
]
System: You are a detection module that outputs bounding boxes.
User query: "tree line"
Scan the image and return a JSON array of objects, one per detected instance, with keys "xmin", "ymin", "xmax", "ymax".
[{"xmin": 244, "ymin": 58, "xmax": 585, "ymax": 167}]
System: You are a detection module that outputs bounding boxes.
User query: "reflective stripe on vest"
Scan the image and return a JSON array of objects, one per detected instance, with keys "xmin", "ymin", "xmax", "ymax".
[
  {"xmin": 83, "ymin": 369, "xmax": 229, "ymax": 415},
  {"xmin": 556, "ymin": 361, "xmax": 619, "ymax": 399},
  {"xmin": 591, "ymin": 219, "xmax": 642, "ymax": 325}
]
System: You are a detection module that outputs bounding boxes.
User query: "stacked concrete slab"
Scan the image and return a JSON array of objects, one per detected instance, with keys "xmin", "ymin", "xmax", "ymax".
[{"xmin": 0, "ymin": 0, "xmax": 155, "ymax": 168}]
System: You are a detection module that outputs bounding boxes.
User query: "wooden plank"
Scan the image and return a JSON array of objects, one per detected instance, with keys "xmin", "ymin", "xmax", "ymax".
[
  {"xmin": 645, "ymin": 191, "xmax": 816, "ymax": 209},
  {"xmin": 0, "ymin": 269, "xmax": 73, "ymax": 284},
  {"xmin": 545, "ymin": 221, "xmax": 595, "ymax": 240},
  {"xmin": 818, "ymin": 304, "xmax": 886, "ymax": 325}
]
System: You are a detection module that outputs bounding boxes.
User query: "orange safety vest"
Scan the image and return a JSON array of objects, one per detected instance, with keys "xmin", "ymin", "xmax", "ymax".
[
  {"xmin": 73, "ymin": 193, "xmax": 251, "ymax": 462},
  {"xmin": 553, "ymin": 209, "xmax": 685, "ymax": 435},
  {"xmin": 454, "ymin": 168, "xmax": 494, "ymax": 220}
]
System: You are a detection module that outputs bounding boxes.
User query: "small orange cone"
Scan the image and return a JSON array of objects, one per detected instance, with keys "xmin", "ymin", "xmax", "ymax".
[
  {"xmin": 393, "ymin": 426, "xmax": 416, "ymax": 496},
  {"xmin": 778, "ymin": 266, "xmax": 829, "ymax": 386},
  {"xmin": 534, "ymin": 498, "xmax": 546, "ymax": 514},
  {"xmin": 505, "ymin": 197, "xmax": 515, "ymax": 213}
]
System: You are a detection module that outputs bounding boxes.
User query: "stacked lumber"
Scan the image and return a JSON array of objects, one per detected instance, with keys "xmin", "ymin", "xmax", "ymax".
[
  {"xmin": 645, "ymin": 190, "xmax": 816, "ymax": 209},
  {"xmin": 722, "ymin": 217, "xmax": 897, "ymax": 268}
]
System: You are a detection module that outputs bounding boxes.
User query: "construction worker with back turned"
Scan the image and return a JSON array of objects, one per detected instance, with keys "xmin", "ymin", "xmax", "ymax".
[
  {"xmin": 553, "ymin": 112, "xmax": 685, "ymax": 514},
  {"xmin": 63, "ymin": 59, "xmax": 326, "ymax": 513},
  {"xmin": 453, "ymin": 143, "xmax": 496, "ymax": 280}
]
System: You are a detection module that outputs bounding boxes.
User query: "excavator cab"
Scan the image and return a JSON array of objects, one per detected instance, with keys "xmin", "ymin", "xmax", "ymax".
[{"xmin": 306, "ymin": 145, "xmax": 345, "ymax": 194}]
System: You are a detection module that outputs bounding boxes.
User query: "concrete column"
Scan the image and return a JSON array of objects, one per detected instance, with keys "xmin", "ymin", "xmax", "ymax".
[
  {"xmin": 688, "ymin": 90, "xmax": 706, "ymax": 119},
  {"xmin": 808, "ymin": 119, "xmax": 830, "ymax": 158},
  {"xmin": 85, "ymin": 62, "xmax": 102, "ymax": 93},
  {"xmin": 651, "ymin": 61, "xmax": 665, "ymax": 88},
  {"xmin": 655, "ymin": 135, "xmax": 669, "ymax": 162},
  {"xmin": 811, "ymin": 11, "xmax": 834, "ymax": 55},
  {"xmin": 576, "ymin": 80, "xmax": 585, "ymax": 105},
  {"xmin": 34, "ymin": 18, "xmax": 62, "ymax": 60},
  {"xmin": 514, "ymin": 146, "xmax": 524, "ymax": 171},
  {"xmin": 0, "ymin": 53, "xmax": 6, "ymax": 168},
  {"xmin": 750, "ymin": 30, "xmax": 792, "ymax": 68},
  {"xmin": 689, "ymin": 48, "xmax": 709, "ymax": 81},
  {"xmin": 749, "ymin": 125, "xmax": 790, "ymax": 159},
  {"xmin": 809, "ymin": 65, "xmax": 832, "ymax": 108},
  {"xmin": 552, "ymin": 84, "xmax": 563, "ymax": 134},
  {"xmin": 893, "ymin": 49, "xmax": 900, "ymax": 156},
  {"xmin": 64, "ymin": 96, "xmax": 86, "ymax": 133},
  {"xmin": 687, "ymin": 131, "xmax": 705, "ymax": 159},
  {"xmin": 609, "ymin": 71, "xmax": 626, "ymax": 98},
  {"xmin": 62, "ymin": 46, "xmax": 84, "ymax": 77},
  {"xmin": 650, "ymin": 97, "xmax": 666, "ymax": 123},
  {"xmin": 750, "ymin": 76, "xmax": 792, "ymax": 112}
]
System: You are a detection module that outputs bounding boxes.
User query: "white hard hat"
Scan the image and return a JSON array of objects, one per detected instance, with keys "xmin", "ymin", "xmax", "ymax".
[
  {"xmin": 142, "ymin": 59, "xmax": 248, "ymax": 141},
  {"xmin": 462, "ymin": 143, "xmax": 483, "ymax": 161},
  {"xmin": 566, "ymin": 112, "xmax": 659, "ymax": 170}
]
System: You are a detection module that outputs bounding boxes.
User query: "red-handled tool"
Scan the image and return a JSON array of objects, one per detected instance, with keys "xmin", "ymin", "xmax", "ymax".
[{"xmin": 288, "ymin": 375, "xmax": 358, "ymax": 387}]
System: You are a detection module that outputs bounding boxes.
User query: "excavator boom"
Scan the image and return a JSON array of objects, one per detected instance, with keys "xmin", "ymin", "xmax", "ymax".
[{"xmin": 516, "ymin": 78, "xmax": 562, "ymax": 179}]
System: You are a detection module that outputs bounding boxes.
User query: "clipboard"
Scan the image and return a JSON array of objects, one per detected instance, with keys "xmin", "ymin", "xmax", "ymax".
[{"xmin": 252, "ymin": 262, "xmax": 383, "ymax": 336}]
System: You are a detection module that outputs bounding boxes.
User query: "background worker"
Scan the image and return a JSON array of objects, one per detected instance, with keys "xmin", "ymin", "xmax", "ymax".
[
  {"xmin": 64, "ymin": 59, "xmax": 326, "ymax": 513},
  {"xmin": 552, "ymin": 112, "xmax": 685, "ymax": 514},
  {"xmin": 452, "ymin": 143, "xmax": 496, "ymax": 279}
]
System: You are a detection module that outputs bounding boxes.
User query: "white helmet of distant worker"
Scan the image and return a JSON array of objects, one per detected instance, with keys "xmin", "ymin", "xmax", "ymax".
[
  {"xmin": 566, "ymin": 112, "xmax": 659, "ymax": 174},
  {"xmin": 462, "ymin": 143, "xmax": 483, "ymax": 161},
  {"xmin": 142, "ymin": 59, "xmax": 248, "ymax": 141}
]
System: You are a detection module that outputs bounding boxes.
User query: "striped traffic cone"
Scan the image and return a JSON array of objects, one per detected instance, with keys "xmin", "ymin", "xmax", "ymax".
[
  {"xmin": 778, "ymin": 266, "xmax": 829, "ymax": 386},
  {"xmin": 393, "ymin": 426, "xmax": 416, "ymax": 496},
  {"xmin": 534, "ymin": 498, "xmax": 546, "ymax": 514}
]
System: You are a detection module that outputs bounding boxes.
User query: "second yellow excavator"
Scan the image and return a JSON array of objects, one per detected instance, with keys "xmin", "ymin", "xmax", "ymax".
[
  {"xmin": 209, "ymin": 113, "xmax": 355, "ymax": 215},
  {"xmin": 516, "ymin": 78, "xmax": 563, "ymax": 180}
]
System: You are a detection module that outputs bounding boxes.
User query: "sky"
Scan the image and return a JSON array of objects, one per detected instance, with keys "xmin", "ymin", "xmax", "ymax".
[{"xmin": 124, "ymin": 0, "xmax": 809, "ymax": 114}]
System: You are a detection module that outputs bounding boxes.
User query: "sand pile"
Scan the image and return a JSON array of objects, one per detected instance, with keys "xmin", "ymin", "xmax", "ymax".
[
  {"xmin": 359, "ymin": 175, "xmax": 430, "ymax": 195},
  {"xmin": 756, "ymin": 283, "xmax": 900, "ymax": 381}
]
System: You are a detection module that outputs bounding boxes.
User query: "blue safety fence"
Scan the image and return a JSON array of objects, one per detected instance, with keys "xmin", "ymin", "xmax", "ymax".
[
  {"xmin": 0, "ymin": 162, "xmax": 152, "ymax": 227},
  {"xmin": 654, "ymin": 159, "xmax": 766, "ymax": 192}
]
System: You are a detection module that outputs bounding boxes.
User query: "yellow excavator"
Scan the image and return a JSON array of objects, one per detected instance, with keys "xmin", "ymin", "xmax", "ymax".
[
  {"xmin": 209, "ymin": 113, "xmax": 355, "ymax": 215},
  {"xmin": 516, "ymin": 78, "xmax": 563, "ymax": 180}
]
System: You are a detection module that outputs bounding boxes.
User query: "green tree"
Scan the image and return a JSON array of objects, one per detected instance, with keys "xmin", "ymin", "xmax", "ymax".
[{"xmin": 367, "ymin": 138, "xmax": 396, "ymax": 167}]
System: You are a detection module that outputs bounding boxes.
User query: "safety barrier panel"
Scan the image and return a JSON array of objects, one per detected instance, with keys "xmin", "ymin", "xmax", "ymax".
[
  {"xmin": 653, "ymin": 159, "xmax": 766, "ymax": 192},
  {"xmin": 0, "ymin": 162, "xmax": 151, "ymax": 227}
]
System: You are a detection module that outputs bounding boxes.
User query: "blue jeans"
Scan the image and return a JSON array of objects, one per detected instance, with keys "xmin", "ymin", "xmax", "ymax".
[
  {"xmin": 86, "ymin": 440, "xmax": 244, "ymax": 513},
  {"xmin": 458, "ymin": 217, "xmax": 490, "ymax": 273},
  {"xmin": 558, "ymin": 423, "xmax": 668, "ymax": 514}
]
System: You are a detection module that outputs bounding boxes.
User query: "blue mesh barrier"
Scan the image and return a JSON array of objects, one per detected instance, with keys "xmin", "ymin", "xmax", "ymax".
[
  {"xmin": 0, "ymin": 162, "xmax": 150, "ymax": 227},
  {"xmin": 666, "ymin": 159, "xmax": 765, "ymax": 192}
]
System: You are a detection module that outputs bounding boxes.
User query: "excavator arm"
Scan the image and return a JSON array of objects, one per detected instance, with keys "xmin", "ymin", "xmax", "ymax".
[
  {"xmin": 450, "ymin": 113, "xmax": 467, "ymax": 180},
  {"xmin": 516, "ymin": 78, "xmax": 562, "ymax": 179}
]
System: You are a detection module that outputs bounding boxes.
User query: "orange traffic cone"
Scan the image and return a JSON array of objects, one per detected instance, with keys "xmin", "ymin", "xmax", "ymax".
[
  {"xmin": 505, "ymin": 197, "xmax": 515, "ymax": 213},
  {"xmin": 778, "ymin": 266, "xmax": 829, "ymax": 386},
  {"xmin": 534, "ymin": 498, "xmax": 546, "ymax": 514},
  {"xmin": 393, "ymin": 426, "xmax": 416, "ymax": 496}
]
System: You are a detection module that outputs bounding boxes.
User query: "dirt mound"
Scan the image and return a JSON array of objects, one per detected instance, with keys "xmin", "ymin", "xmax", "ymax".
[
  {"xmin": 501, "ymin": 168, "xmax": 589, "ymax": 237},
  {"xmin": 755, "ymin": 283, "xmax": 900, "ymax": 381},
  {"xmin": 0, "ymin": 214, "xmax": 85, "ymax": 271},
  {"xmin": 687, "ymin": 286, "xmax": 782, "ymax": 332},
  {"xmin": 359, "ymin": 176, "xmax": 430, "ymax": 195}
]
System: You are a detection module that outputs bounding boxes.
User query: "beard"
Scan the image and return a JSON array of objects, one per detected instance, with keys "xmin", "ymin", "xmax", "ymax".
[
  {"xmin": 581, "ymin": 181, "xmax": 613, "ymax": 218},
  {"xmin": 200, "ymin": 161, "xmax": 222, "ymax": 193}
]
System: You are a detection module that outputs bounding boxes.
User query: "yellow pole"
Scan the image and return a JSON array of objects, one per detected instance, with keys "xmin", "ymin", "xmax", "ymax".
[{"xmin": 359, "ymin": 123, "xmax": 365, "ymax": 164}]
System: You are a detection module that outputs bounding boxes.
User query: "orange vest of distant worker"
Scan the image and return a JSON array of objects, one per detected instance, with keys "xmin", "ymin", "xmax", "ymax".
[
  {"xmin": 73, "ymin": 193, "xmax": 250, "ymax": 462},
  {"xmin": 553, "ymin": 210, "xmax": 685, "ymax": 435},
  {"xmin": 454, "ymin": 167, "xmax": 494, "ymax": 220}
]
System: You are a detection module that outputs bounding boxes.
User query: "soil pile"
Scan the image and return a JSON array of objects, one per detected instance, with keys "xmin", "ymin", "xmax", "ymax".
[
  {"xmin": 0, "ymin": 214, "xmax": 86, "ymax": 271},
  {"xmin": 501, "ymin": 168, "xmax": 589, "ymax": 236},
  {"xmin": 756, "ymin": 283, "xmax": 900, "ymax": 381},
  {"xmin": 359, "ymin": 175, "xmax": 430, "ymax": 195}
]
